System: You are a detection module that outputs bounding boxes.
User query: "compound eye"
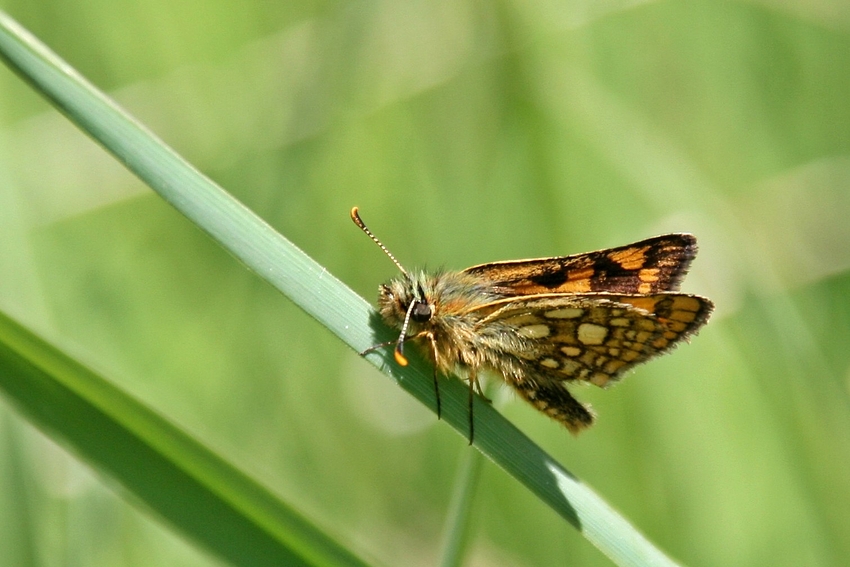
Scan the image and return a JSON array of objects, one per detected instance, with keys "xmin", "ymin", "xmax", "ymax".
[{"xmin": 411, "ymin": 301, "xmax": 432, "ymax": 322}]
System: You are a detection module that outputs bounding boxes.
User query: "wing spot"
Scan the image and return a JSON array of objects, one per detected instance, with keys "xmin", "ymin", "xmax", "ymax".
[
  {"xmin": 578, "ymin": 323, "xmax": 608, "ymax": 345},
  {"xmin": 672, "ymin": 295, "xmax": 703, "ymax": 312},
  {"xmin": 607, "ymin": 246, "xmax": 649, "ymax": 270},
  {"xmin": 621, "ymin": 296, "xmax": 660, "ymax": 313},
  {"xmin": 569, "ymin": 267, "xmax": 595, "ymax": 281},
  {"xmin": 609, "ymin": 318, "xmax": 631, "ymax": 327},
  {"xmin": 518, "ymin": 324, "xmax": 551, "ymax": 339},
  {"xmin": 503, "ymin": 314, "xmax": 541, "ymax": 326},
  {"xmin": 639, "ymin": 268, "xmax": 660, "ymax": 282},
  {"xmin": 544, "ymin": 307, "xmax": 584, "ymax": 319},
  {"xmin": 561, "ymin": 346, "xmax": 582, "ymax": 357},
  {"xmin": 540, "ymin": 357, "xmax": 560, "ymax": 369},
  {"xmin": 635, "ymin": 331, "xmax": 653, "ymax": 344}
]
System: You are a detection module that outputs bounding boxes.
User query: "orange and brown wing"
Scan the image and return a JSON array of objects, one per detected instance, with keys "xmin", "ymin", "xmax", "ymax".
[
  {"xmin": 472, "ymin": 292, "xmax": 713, "ymax": 389},
  {"xmin": 463, "ymin": 234, "xmax": 699, "ymax": 296}
]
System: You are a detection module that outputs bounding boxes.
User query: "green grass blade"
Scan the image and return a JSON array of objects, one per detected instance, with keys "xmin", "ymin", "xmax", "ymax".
[
  {"xmin": 0, "ymin": 10, "xmax": 680, "ymax": 567},
  {"xmin": 0, "ymin": 310, "xmax": 370, "ymax": 567}
]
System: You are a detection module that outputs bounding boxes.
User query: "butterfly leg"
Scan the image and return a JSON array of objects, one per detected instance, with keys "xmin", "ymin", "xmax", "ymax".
[
  {"xmin": 359, "ymin": 339, "xmax": 398, "ymax": 356},
  {"xmin": 425, "ymin": 333, "xmax": 442, "ymax": 420},
  {"xmin": 359, "ymin": 334, "xmax": 421, "ymax": 358},
  {"xmin": 463, "ymin": 371, "xmax": 493, "ymax": 444}
]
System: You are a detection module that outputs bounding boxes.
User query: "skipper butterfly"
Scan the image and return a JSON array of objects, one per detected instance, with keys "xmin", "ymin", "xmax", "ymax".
[{"xmin": 352, "ymin": 207, "xmax": 713, "ymax": 442}]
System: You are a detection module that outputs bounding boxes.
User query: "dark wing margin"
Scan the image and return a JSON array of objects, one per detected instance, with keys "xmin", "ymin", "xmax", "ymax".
[{"xmin": 463, "ymin": 233, "xmax": 699, "ymax": 295}]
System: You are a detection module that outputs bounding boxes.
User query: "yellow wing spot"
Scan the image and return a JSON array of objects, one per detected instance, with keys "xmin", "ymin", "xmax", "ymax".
[
  {"xmin": 544, "ymin": 307, "xmax": 585, "ymax": 319},
  {"xmin": 569, "ymin": 267, "xmax": 596, "ymax": 281},
  {"xmin": 540, "ymin": 357, "xmax": 560, "ymax": 369},
  {"xmin": 561, "ymin": 346, "xmax": 582, "ymax": 357},
  {"xmin": 671, "ymin": 295, "xmax": 702, "ymax": 312},
  {"xmin": 639, "ymin": 267, "xmax": 660, "ymax": 282},
  {"xmin": 635, "ymin": 330, "xmax": 654, "ymax": 343},
  {"xmin": 620, "ymin": 296, "xmax": 661, "ymax": 313},
  {"xmin": 560, "ymin": 359, "xmax": 582, "ymax": 376},
  {"xmin": 607, "ymin": 246, "xmax": 649, "ymax": 270},
  {"xmin": 637, "ymin": 282, "xmax": 653, "ymax": 294},
  {"xmin": 578, "ymin": 323, "xmax": 608, "ymax": 345},
  {"xmin": 609, "ymin": 318, "xmax": 631, "ymax": 327},
  {"xmin": 518, "ymin": 324, "xmax": 551, "ymax": 339}
]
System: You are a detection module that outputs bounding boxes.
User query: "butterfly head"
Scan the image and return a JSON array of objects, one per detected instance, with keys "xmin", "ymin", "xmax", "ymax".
[{"xmin": 378, "ymin": 275, "xmax": 433, "ymax": 323}]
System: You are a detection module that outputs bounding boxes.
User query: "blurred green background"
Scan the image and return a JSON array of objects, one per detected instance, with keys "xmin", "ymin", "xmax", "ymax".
[{"xmin": 1, "ymin": 0, "xmax": 849, "ymax": 565}]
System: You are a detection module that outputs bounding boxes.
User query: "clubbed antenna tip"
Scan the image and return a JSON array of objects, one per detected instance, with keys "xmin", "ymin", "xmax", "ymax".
[{"xmin": 350, "ymin": 207, "xmax": 407, "ymax": 275}]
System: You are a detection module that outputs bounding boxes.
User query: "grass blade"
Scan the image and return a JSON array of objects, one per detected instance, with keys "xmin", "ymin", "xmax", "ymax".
[{"xmin": 0, "ymin": 310, "xmax": 370, "ymax": 567}]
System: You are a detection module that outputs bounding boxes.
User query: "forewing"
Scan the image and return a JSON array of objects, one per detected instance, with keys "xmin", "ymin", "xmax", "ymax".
[
  {"xmin": 474, "ymin": 292, "xmax": 713, "ymax": 388},
  {"xmin": 463, "ymin": 234, "xmax": 698, "ymax": 295}
]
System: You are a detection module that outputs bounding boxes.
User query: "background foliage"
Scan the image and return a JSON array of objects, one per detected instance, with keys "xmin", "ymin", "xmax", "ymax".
[{"xmin": 1, "ymin": 1, "xmax": 849, "ymax": 566}]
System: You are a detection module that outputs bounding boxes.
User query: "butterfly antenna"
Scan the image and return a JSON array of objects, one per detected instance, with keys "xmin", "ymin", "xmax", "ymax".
[{"xmin": 350, "ymin": 207, "xmax": 407, "ymax": 275}]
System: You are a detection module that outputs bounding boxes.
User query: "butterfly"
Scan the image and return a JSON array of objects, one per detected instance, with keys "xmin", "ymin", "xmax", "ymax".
[{"xmin": 352, "ymin": 207, "xmax": 713, "ymax": 442}]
